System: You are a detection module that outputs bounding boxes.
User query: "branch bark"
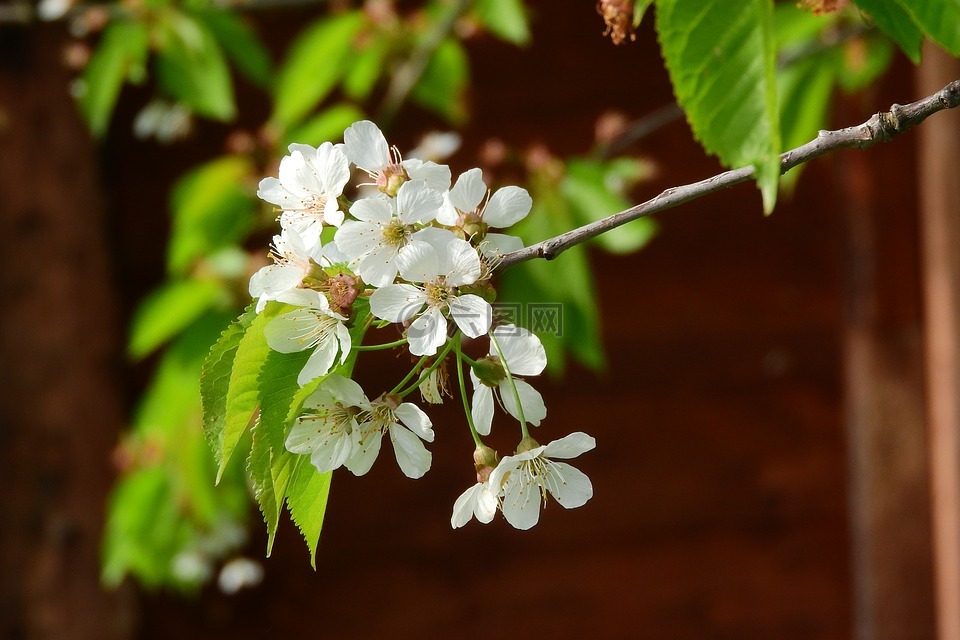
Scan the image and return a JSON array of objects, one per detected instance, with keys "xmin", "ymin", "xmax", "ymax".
[{"xmin": 495, "ymin": 78, "xmax": 960, "ymax": 273}]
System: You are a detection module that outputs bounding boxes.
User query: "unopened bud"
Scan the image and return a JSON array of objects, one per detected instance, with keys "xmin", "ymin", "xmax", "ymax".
[
  {"xmin": 376, "ymin": 163, "xmax": 410, "ymax": 197},
  {"xmin": 471, "ymin": 356, "xmax": 505, "ymax": 387}
]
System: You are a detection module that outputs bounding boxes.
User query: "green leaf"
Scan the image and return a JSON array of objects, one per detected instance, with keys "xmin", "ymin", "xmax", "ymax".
[
  {"xmin": 248, "ymin": 348, "xmax": 310, "ymax": 552},
  {"xmin": 195, "ymin": 9, "xmax": 273, "ymax": 89},
  {"xmin": 285, "ymin": 457, "xmax": 332, "ymax": 569},
  {"xmin": 634, "ymin": 0, "xmax": 654, "ymax": 27},
  {"xmin": 411, "ymin": 38, "xmax": 469, "ymax": 123},
  {"xmin": 200, "ymin": 305, "xmax": 256, "ymax": 476},
  {"xmin": 271, "ymin": 11, "xmax": 364, "ymax": 129},
  {"xmin": 155, "ymin": 11, "xmax": 236, "ymax": 120},
  {"xmin": 168, "ymin": 155, "xmax": 256, "ymax": 276},
  {"xmin": 893, "ymin": 0, "xmax": 960, "ymax": 56},
  {"xmin": 283, "ymin": 103, "xmax": 366, "ymax": 148},
  {"xmin": 474, "ymin": 0, "xmax": 531, "ymax": 45},
  {"xmin": 655, "ymin": 0, "xmax": 781, "ymax": 212},
  {"xmin": 128, "ymin": 279, "xmax": 224, "ymax": 359},
  {"xmin": 78, "ymin": 19, "xmax": 149, "ymax": 138},
  {"xmin": 850, "ymin": 0, "xmax": 922, "ymax": 63},
  {"xmin": 218, "ymin": 303, "xmax": 291, "ymax": 482},
  {"xmin": 343, "ymin": 37, "xmax": 389, "ymax": 100},
  {"xmin": 836, "ymin": 34, "xmax": 892, "ymax": 93}
]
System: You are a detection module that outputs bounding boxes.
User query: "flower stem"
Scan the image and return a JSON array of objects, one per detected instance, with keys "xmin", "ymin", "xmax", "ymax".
[
  {"xmin": 390, "ymin": 354, "xmax": 429, "ymax": 395},
  {"xmin": 454, "ymin": 336, "xmax": 482, "ymax": 447},
  {"xmin": 397, "ymin": 335, "xmax": 459, "ymax": 397},
  {"xmin": 354, "ymin": 337, "xmax": 408, "ymax": 351},
  {"xmin": 489, "ymin": 332, "xmax": 529, "ymax": 439}
]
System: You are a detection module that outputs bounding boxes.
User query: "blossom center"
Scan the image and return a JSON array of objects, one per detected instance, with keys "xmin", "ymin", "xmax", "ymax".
[
  {"xmin": 424, "ymin": 277, "xmax": 454, "ymax": 310},
  {"xmin": 382, "ymin": 219, "xmax": 412, "ymax": 248}
]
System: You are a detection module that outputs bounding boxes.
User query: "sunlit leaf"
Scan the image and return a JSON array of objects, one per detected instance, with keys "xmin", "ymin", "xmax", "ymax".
[
  {"xmin": 893, "ymin": 0, "xmax": 960, "ymax": 56},
  {"xmin": 168, "ymin": 155, "xmax": 256, "ymax": 276},
  {"xmin": 271, "ymin": 11, "xmax": 364, "ymax": 129},
  {"xmin": 474, "ymin": 0, "xmax": 531, "ymax": 45},
  {"xmin": 77, "ymin": 19, "xmax": 149, "ymax": 138},
  {"xmin": 656, "ymin": 0, "xmax": 781, "ymax": 212},
  {"xmin": 411, "ymin": 38, "xmax": 469, "ymax": 123},
  {"xmin": 850, "ymin": 0, "xmax": 922, "ymax": 63},
  {"xmin": 155, "ymin": 11, "xmax": 236, "ymax": 120}
]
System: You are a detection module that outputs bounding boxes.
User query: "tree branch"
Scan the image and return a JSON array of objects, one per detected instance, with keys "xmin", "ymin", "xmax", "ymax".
[{"xmin": 495, "ymin": 78, "xmax": 960, "ymax": 273}]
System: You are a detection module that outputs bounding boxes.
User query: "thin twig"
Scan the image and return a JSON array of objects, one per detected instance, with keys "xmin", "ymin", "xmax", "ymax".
[
  {"xmin": 376, "ymin": 0, "xmax": 472, "ymax": 127},
  {"xmin": 495, "ymin": 78, "xmax": 960, "ymax": 272}
]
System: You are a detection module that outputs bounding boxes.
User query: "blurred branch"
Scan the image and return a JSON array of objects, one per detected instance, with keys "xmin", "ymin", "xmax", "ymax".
[
  {"xmin": 496, "ymin": 78, "xmax": 960, "ymax": 272},
  {"xmin": 376, "ymin": 0, "xmax": 471, "ymax": 127}
]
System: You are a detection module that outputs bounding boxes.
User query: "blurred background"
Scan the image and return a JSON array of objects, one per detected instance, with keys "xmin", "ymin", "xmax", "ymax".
[{"xmin": 2, "ymin": 0, "xmax": 959, "ymax": 638}]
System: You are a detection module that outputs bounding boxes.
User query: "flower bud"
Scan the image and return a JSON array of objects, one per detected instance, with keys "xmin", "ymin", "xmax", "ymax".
[
  {"xmin": 516, "ymin": 436, "xmax": 540, "ymax": 454},
  {"xmin": 473, "ymin": 445, "xmax": 499, "ymax": 483},
  {"xmin": 376, "ymin": 163, "xmax": 410, "ymax": 197},
  {"xmin": 471, "ymin": 356, "xmax": 505, "ymax": 387},
  {"xmin": 327, "ymin": 272, "xmax": 363, "ymax": 316}
]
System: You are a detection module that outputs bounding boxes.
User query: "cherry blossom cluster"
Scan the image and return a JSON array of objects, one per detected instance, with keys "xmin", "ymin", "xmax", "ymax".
[{"xmin": 250, "ymin": 121, "xmax": 595, "ymax": 529}]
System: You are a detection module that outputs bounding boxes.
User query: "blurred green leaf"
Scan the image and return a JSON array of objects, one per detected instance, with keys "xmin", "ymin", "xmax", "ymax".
[
  {"xmin": 411, "ymin": 38, "xmax": 469, "ymax": 123},
  {"xmin": 851, "ymin": 0, "xmax": 922, "ymax": 63},
  {"xmin": 474, "ymin": 0, "xmax": 530, "ymax": 45},
  {"xmin": 893, "ymin": 0, "xmax": 960, "ymax": 56},
  {"xmin": 271, "ymin": 11, "xmax": 364, "ymax": 129},
  {"xmin": 128, "ymin": 279, "xmax": 224, "ymax": 360},
  {"xmin": 836, "ymin": 34, "xmax": 893, "ymax": 92},
  {"xmin": 634, "ymin": 0, "xmax": 654, "ymax": 27},
  {"xmin": 104, "ymin": 313, "xmax": 248, "ymax": 591},
  {"xmin": 155, "ymin": 11, "xmax": 236, "ymax": 120},
  {"xmin": 561, "ymin": 159, "xmax": 657, "ymax": 254},
  {"xmin": 78, "ymin": 19, "xmax": 149, "ymax": 138},
  {"xmin": 168, "ymin": 155, "xmax": 256, "ymax": 276},
  {"xmin": 656, "ymin": 0, "xmax": 781, "ymax": 212},
  {"xmin": 343, "ymin": 36, "xmax": 389, "ymax": 100},
  {"xmin": 283, "ymin": 103, "xmax": 366, "ymax": 148},
  {"xmin": 195, "ymin": 9, "xmax": 273, "ymax": 89}
]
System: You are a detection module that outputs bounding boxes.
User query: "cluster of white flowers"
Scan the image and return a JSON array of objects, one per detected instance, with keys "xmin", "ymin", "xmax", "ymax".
[{"xmin": 250, "ymin": 121, "xmax": 595, "ymax": 529}]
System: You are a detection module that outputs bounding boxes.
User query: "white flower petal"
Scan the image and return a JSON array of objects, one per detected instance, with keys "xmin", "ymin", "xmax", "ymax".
[
  {"xmin": 314, "ymin": 141, "xmax": 351, "ymax": 195},
  {"xmin": 493, "ymin": 325, "xmax": 547, "ymax": 376},
  {"xmin": 369, "ymin": 284, "xmax": 425, "ymax": 322},
  {"xmin": 542, "ymin": 431, "xmax": 597, "ymax": 459},
  {"xmin": 264, "ymin": 310, "xmax": 318, "ymax": 354},
  {"xmin": 449, "ymin": 168, "xmax": 486, "ymax": 213},
  {"xmin": 483, "ymin": 186, "xmax": 532, "ymax": 228},
  {"xmin": 470, "ymin": 379, "xmax": 494, "ymax": 436},
  {"xmin": 405, "ymin": 159, "xmax": 452, "ymax": 193},
  {"xmin": 407, "ymin": 307, "xmax": 448, "ymax": 356},
  {"xmin": 449, "ymin": 294, "xmax": 491, "ymax": 339},
  {"xmin": 322, "ymin": 374, "xmax": 369, "ymax": 408},
  {"xmin": 349, "ymin": 195, "xmax": 393, "ymax": 223},
  {"xmin": 397, "ymin": 240, "xmax": 441, "ymax": 283},
  {"xmin": 500, "ymin": 469, "xmax": 542, "ymax": 530},
  {"xmin": 249, "ymin": 264, "xmax": 303, "ymax": 300},
  {"xmin": 396, "ymin": 179, "xmax": 442, "ymax": 224},
  {"xmin": 451, "ymin": 483, "xmax": 497, "ymax": 528},
  {"xmin": 480, "ymin": 232, "xmax": 523, "ymax": 259},
  {"xmin": 334, "ymin": 221, "xmax": 382, "ymax": 262},
  {"xmin": 411, "ymin": 226, "xmax": 459, "ymax": 254},
  {"xmin": 439, "ymin": 238, "xmax": 481, "ymax": 286},
  {"xmin": 275, "ymin": 288, "xmax": 327, "ymax": 309},
  {"xmin": 343, "ymin": 120, "xmax": 390, "ymax": 173},
  {"xmin": 357, "ymin": 244, "xmax": 400, "ymax": 288},
  {"xmin": 434, "ymin": 193, "xmax": 459, "ymax": 226},
  {"xmin": 543, "ymin": 461, "xmax": 593, "ymax": 509},
  {"xmin": 297, "ymin": 339, "xmax": 338, "ymax": 385},
  {"xmin": 309, "ymin": 432, "xmax": 355, "ymax": 474},
  {"xmin": 500, "ymin": 378, "xmax": 546, "ymax": 426},
  {"xmin": 394, "ymin": 402, "xmax": 434, "ymax": 442},
  {"xmin": 345, "ymin": 428, "xmax": 382, "ymax": 476},
  {"xmin": 389, "ymin": 424, "xmax": 432, "ymax": 479}
]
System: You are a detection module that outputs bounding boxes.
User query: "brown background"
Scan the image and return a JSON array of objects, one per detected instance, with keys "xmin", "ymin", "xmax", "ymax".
[{"xmin": 1, "ymin": 2, "xmax": 949, "ymax": 638}]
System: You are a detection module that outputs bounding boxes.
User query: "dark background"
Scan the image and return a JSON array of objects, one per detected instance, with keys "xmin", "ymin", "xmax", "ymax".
[{"xmin": 3, "ymin": 2, "xmax": 953, "ymax": 638}]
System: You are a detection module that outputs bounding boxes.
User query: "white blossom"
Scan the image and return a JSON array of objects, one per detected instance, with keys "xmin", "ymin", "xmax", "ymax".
[
  {"xmin": 488, "ymin": 432, "xmax": 596, "ymax": 530},
  {"xmin": 435, "ymin": 167, "xmax": 531, "ymax": 258},
  {"xmin": 263, "ymin": 289, "xmax": 352, "ymax": 386},
  {"xmin": 451, "ymin": 482, "xmax": 498, "ymax": 528},
  {"xmin": 257, "ymin": 142, "xmax": 351, "ymax": 247},
  {"xmin": 369, "ymin": 235, "xmax": 491, "ymax": 356},
  {"xmin": 249, "ymin": 228, "xmax": 336, "ymax": 312},
  {"xmin": 334, "ymin": 181, "xmax": 443, "ymax": 287},
  {"xmin": 470, "ymin": 325, "xmax": 547, "ymax": 435},
  {"xmin": 285, "ymin": 374, "xmax": 371, "ymax": 473},
  {"xmin": 342, "ymin": 120, "xmax": 451, "ymax": 194},
  {"xmin": 349, "ymin": 395, "xmax": 435, "ymax": 479}
]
